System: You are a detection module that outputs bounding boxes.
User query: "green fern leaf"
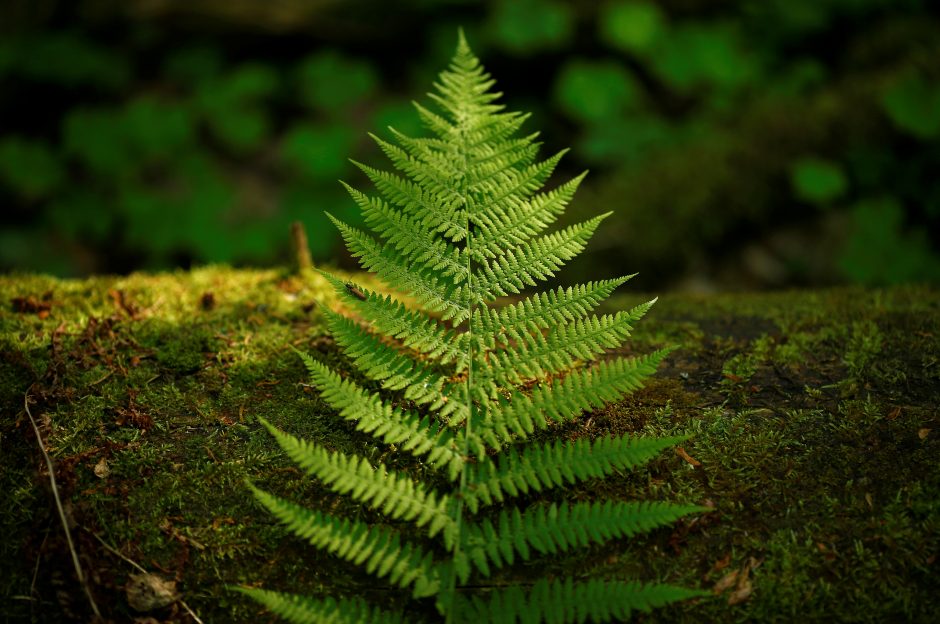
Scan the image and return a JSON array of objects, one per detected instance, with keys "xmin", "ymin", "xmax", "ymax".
[
  {"xmin": 472, "ymin": 172, "xmax": 587, "ymax": 260},
  {"xmin": 477, "ymin": 276, "xmax": 633, "ymax": 340},
  {"xmin": 258, "ymin": 418, "xmax": 455, "ymax": 538},
  {"xmin": 459, "ymin": 577, "xmax": 709, "ymax": 623},
  {"xmin": 235, "ymin": 588, "xmax": 407, "ymax": 624},
  {"xmin": 463, "ymin": 500, "xmax": 708, "ymax": 575},
  {"xmin": 294, "ymin": 350, "xmax": 465, "ymax": 478},
  {"xmin": 478, "ymin": 349, "xmax": 674, "ymax": 447},
  {"xmin": 482, "ymin": 301, "xmax": 656, "ymax": 387},
  {"xmin": 350, "ymin": 160, "xmax": 468, "ymax": 241},
  {"xmin": 328, "ymin": 215, "xmax": 473, "ymax": 321},
  {"xmin": 322, "ymin": 308, "xmax": 455, "ymax": 409},
  {"xmin": 342, "ymin": 182, "xmax": 467, "ymax": 280},
  {"xmin": 247, "ymin": 483, "xmax": 441, "ymax": 597},
  {"xmin": 463, "ymin": 434, "xmax": 686, "ymax": 511},
  {"xmin": 474, "ymin": 214, "xmax": 608, "ymax": 299},
  {"xmin": 323, "ymin": 273, "xmax": 469, "ymax": 366},
  {"xmin": 243, "ymin": 29, "xmax": 706, "ymax": 623}
]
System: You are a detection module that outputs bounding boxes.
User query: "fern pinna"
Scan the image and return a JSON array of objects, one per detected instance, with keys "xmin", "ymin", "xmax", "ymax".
[{"xmin": 242, "ymin": 32, "xmax": 707, "ymax": 623}]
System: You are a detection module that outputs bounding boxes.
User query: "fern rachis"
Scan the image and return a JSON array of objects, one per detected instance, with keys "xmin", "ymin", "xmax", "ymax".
[{"xmin": 241, "ymin": 31, "xmax": 708, "ymax": 623}]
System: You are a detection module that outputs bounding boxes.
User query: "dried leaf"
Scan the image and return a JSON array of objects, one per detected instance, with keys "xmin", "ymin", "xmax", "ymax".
[
  {"xmin": 93, "ymin": 458, "xmax": 110, "ymax": 479},
  {"xmin": 918, "ymin": 428, "xmax": 931, "ymax": 440},
  {"xmin": 727, "ymin": 574, "xmax": 753, "ymax": 605},
  {"xmin": 675, "ymin": 446, "xmax": 702, "ymax": 467},
  {"xmin": 126, "ymin": 573, "xmax": 179, "ymax": 612},
  {"xmin": 711, "ymin": 553, "xmax": 732, "ymax": 573},
  {"xmin": 713, "ymin": 569, "xmax": 739, "ymax": 593}
]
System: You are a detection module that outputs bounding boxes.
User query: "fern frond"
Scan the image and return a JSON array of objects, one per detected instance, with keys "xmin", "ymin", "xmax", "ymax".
[
  {"xmin": 328, "ymin": 216, "xmax": 472, "ymax": 321},
  {"xmin": 477, "ymin": 276, "xmax": 634, "ymax": 343},
  {"xmin": 464, "ymin": 135, "xmax": 540, "ymax": 187},
  {"xmin": 463, "ymin": 501, "xmax": 708, "ymax": 576},
  {"xmin": 463, "ymin": 433, "xmax": 686, "ymax": 512},
  {"xmin": 349, "ymin": 162, "xmax": 468, "ymax": 241},
  {"xmin": 471, "ymin": 150, "xmax": 568, "ymax": 231},
  {"xmin": 248, "ymin": 484, "xmax": 441, "ymax": 597},
  {"xmin": 459, "ymin": 577, "xmax": 708, "ymax": 623},
  {"xmin": 411, "ymin": 100, "xmax": 455, "ymax": 137},
  {"xmin": 373, "ymin": 130, "xmax": 452, "ymax": 170},
  {"xmin": 324, "ymin": 308, "xmax": 451, "ymax": 405},
  {"xmin": 323, "ymin": 309, "xmax": 467, "ymax": 420},
  {"xmin": 369, "ymin": 134, "xmax": 467, "ymax": 203},
  {"xmin": 295, "ymin": 351, "xmax": 465, "ymax": 480},
  {"xmin": 482, "ymin": 303, "xmax": 655, "ymax": 386},
  {"xmin": 236, "ymin": 588, "xmax": 407, "ymax": 624},
  {"xmin": 249, "ymin": 32, "xmax": 705, "ymax": 623},
  {"xmin": 341, "ymin": 184, "xmax": 467, "ymax": 282},
  {"xmin": 474, "ymin": 214, "xmax": 609, "ymax": 299},
  {"xmin": 322, "ymin": 273, "xmax": 468, "ymax": 367},
  {"xmin": 428, "ymin": 43, "xmax": 503, "ymax": 120},
  {"xmin": 259, "ymin": 419, "xmax": 455, "ymax": 539},
  {"xmin": 464, "ymin": 110, "xmax": 532, "ymax": 149},
  {"xmin": 478, "ymin": 348, "xmax": 674, "ymax": 447},
  {"xmin": 472, "ymin": 172, "xmax": 587, "ymax": 259}
]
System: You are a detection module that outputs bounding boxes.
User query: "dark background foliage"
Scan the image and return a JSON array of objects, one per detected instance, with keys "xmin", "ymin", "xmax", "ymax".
[{"xmin": 2, "ymin": 0, "xmax": 938, "ymax": 291}]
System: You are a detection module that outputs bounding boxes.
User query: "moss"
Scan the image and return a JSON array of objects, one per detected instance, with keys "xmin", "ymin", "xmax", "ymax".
[{"xmin": 1, "ymin": 269, "xmax": 938, "ymax": 622}]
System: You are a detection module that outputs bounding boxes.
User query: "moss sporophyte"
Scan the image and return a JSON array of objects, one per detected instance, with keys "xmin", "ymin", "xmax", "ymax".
[{"xmin": 239, "ymin": 31, "xmax": 709, "ymax": 622}]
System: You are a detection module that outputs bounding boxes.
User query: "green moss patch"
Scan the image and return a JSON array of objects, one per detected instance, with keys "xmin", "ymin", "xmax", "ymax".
[{"xmin": 1, "ymin": 270, "xmax": 937, "ymax": 621}]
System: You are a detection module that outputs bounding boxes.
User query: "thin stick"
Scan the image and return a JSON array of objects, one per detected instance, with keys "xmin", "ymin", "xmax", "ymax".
[
  {"xmin": 23, "ymin": 390, "xmax": 102, "ymax": 619},
  {"xmin": 290, "ymin": 221, "xmax": 314, "ymax": 274},
  {"xmin": 30, "ymin": 527, "xmax": 50, "ymax": 603},
  {"xmin": 87, "ymin": 531, "xmax": 147, "ymax": 575},
  {"xmin": 88, "ymin": 530, "xmax": 205, "ymax": 624}
]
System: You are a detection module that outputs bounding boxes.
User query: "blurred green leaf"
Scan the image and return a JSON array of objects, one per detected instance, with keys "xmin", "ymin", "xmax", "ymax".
[
  {"xmin": 120, "ymin": 188, "xmax": 179, "ymax": 256},
  {"xmin": 650, "ymin": 23, "xmax": 759, "ymax": 91},
  {"xmin": 577, "ymin": 116, "xmax": 671, "ymax": 164},
  {"xmin": 121, "ymin": 154, "xmax": 235, "ymax": 262},
  {"xmin": 62, "ymin": 108, "xmax": 134, "ymax": 177},
  {"xmin": 882, "ymin": 74, "xmax": 940, "ymax": 140},
  {"xmin": 741, "ymin": 0, "xmax": 828, "ymax": 39},
  {"xmin": 553, "ymin": 59, "xmax": 640, "ymax": 123},
  {"xmin": 281, "ymin": 123, "xmax": 355, "ymax": 181},
  {"xmin": 790, "ymin": 157, "xmax": 849, "ymax": 205},
  {"xmin": 296, "ymin": 52, "xmax": 377, "ymax": 115},
  {"xmin": 208, "ymin": 109, "xmax": 271, "ymax": 153},
  {"xmin": 63, "ymin": 101, "xmax": 195, "ymax": 174},
  {"xmin": 163, "ymin": 46, "xmax": 223, "ymax": 86},
  {"xmin": 0, "ymin": 137, "xmax": 64, "ymax": 199},
  {"xmin": 488, "ymin": 0, "xmax": 573, "ymax": 55},
  {"xmin": 122, "ymin": 97, "xmax": 195, "ymax": 161},
  {"xmin": 372, "ymin": 101, "xmax": 425, "ymax": 139},
  {"xmin": 224, "ymin": 64, "xmax": 279, "ymax": 101},
  {"xmin": 599, "ymin": 1, "xmax": 666, "ymax": 54},
  {"xmin": 840, "ymin": 197, "xmax": 940, "ymax": 284},
  {"xmin": 772, "ymin": 58, "xmax": 827, "ymax": 96},
  {"xmin": 0, "ymin": 32, "xmax": 130, "ymax": 90},
  {"xmin": 46, "ymin": 190, "xmax": 114, "ymax": 241},
  {"xmin": 196, "ymin": 64, "xmax": 278, "ymax": 153},
  {"xmin": 183, "ymin": 180, "xmax": 239, "ymax": 264},
  {"xmin": 0, "ymin": 227, "xmax": 74, "ymax": 274}
]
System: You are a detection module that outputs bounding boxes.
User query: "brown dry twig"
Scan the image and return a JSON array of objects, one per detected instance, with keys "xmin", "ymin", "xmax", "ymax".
[
  {"xmin": 87, "ymin": 530, "xmax": 205, "ymax": 624},
  {"xmin": 23, "ymin": 388, "xmax": 102, "ymax": 619}
]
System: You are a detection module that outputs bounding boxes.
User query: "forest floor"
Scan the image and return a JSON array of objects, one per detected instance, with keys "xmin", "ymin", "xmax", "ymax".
[{"xmin": 1, "ymin": 267, "xmax": 938, "ymax": 623}]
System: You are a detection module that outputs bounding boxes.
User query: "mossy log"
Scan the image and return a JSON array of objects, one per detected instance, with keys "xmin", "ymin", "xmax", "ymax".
[{"xmin": 1, "ymin": 267, "xmax": 938, "ymax": 622}]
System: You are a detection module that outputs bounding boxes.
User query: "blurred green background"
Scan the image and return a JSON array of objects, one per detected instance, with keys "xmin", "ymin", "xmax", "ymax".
[{"xmin": 1, "ymin": 0, "xmax": 938, "ymax": 290}]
